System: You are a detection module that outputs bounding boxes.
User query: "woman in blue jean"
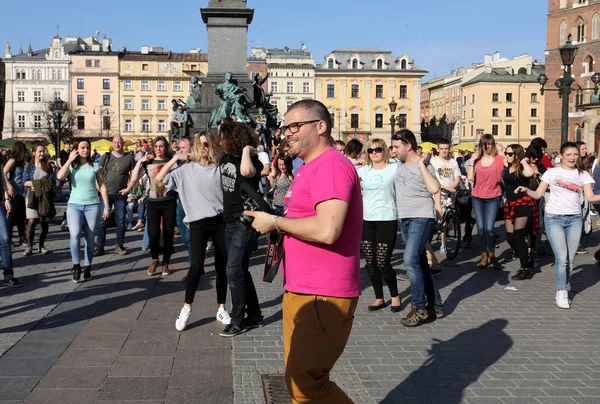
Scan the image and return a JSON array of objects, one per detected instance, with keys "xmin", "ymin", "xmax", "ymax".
[
  {"xmin": 1, "ymin": 169, "xmax": 19, "ymax": 287},
  {"xmin": 56, "ymin": 139, "xmax": 109, "ymax": 283},
  {"xmin": 515, "ymin": 142, "xmax": 600, "ymax": 309}
]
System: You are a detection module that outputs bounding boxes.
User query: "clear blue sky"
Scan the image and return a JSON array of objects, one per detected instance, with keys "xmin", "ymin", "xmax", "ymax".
[{"xmin": 1, "ymin": 0, "xmax": 548, "ymax": 80}]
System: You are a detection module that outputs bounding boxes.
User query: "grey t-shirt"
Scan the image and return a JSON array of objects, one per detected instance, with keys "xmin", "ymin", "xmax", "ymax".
[
  {"xmin": 100, "ymin": 153, "xmax": 136, "ymax": 195},
  {"xmin": 395, "ymin": 161, "xmax": 436, "ymax": 219},
  {"xmin": 164, "ymin": 162, "xmax": 223, "ymax": 223}
]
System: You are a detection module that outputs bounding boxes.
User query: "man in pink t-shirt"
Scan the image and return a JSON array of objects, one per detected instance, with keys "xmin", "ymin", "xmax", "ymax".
[{"xmin": 245, "ymin": 100, "xmax": 362, "ymax": 403}]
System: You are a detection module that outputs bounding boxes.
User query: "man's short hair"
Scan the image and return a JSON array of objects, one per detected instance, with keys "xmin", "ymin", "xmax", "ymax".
[
  {"xmin": 179, "ymin": 136, "xmax": 193, "ymax": 146},
  {"xmin": 286, "ymin": 99, "xmax": 332, "ymax": 138},
  {"xmin": 333, "ymin": 140, "xmax": 346, "ymax": 147},
  {"xmin": 531, "ymin": 137, "xmax": 547, "ymax": 149},
  {"xmin": 171, "ymin": 99, "xmax": 177, "ymax": 103},
  {"xmin": 438, "ymin": 138, "xmax": 450, "ymax": 147},
  {"xmin": 395, "ymin": 129, "xmax": 418, "ymax": 151}
]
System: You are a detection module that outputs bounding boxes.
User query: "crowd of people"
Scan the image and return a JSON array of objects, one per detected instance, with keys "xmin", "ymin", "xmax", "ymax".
[{"xmin": 2, "ymin": 98, "xmax": 600, "ymax": 402}]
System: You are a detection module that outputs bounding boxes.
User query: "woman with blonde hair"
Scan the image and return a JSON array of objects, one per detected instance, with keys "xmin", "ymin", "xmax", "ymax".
[
  {"xmin": 156, "ymin": 132, "xmax": 230, "ymax": 331},
  {"xmin": 357, "ymin": 138, "xmax": 400, "ymax": 312}
]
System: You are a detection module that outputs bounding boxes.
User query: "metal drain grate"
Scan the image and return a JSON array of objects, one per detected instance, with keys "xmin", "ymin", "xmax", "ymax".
[{"xmin": 261, "ymin": 373, "xmax": 291, "ymax": 404}]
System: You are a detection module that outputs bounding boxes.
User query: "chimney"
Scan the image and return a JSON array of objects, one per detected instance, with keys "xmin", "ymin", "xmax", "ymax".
[
  {"xmin": 102, "ymin": 38, "xmax": 111, "ymax": 52},
  {"xmin": 301, "ymin": 42, "xmax": 307, "ymax": 52},
  {"xmin": 493, "ymin": 51, "xmax": 500, "ymax": 63},
  {"xmin": 5, "ymin": 41, "xmax": 11, "ymax": 59},
  {"xmin": 484, "ymin": 54, "xmax": 492, "ymax": 65},
  {"xmin": 189, "ymin": 48, "xmax": 201, "ymax": 54},
  {"xmin": 141, "ymin": 45, "xmax": 150, "ymax": 54}
]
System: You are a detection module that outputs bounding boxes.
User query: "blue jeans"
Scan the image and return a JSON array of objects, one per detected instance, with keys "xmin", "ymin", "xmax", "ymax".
[
  {"xmin": 0, "ymin": 204, "xmax": 14, "ymax": 278},
  {"xmin": 67, "ymin": 203, "xmax": 100, "ymax": 266},
  {"xmin": 545, "ymin": 213, "xmax": 582, "ymax": 291},
  {"xmin": 225, "ymin": 221, "xmax": 262, "ymax": 326},
  {"xmin": 142, "ymin": 217, "xmax": 150, "ymax": 251},
  {"xmin": 96, "ymin": 194, "xmax": 127, "ymax": 247},
  {"xmin": 176, "ymin": 201, "xmax": 192, "ymax": 263},
  {"xmin": 472, "ymin": 196, "xmax": 500, "ymax": 253},
  {"xmin": 400, "ymin": 218, "xmax": 443, "ymax": 310}
]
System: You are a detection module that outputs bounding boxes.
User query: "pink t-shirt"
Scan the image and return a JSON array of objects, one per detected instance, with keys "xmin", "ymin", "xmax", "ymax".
[
  {"xmin": 472, "ymin": 154, "xmax": 505, "ymax": 199},
  {"xmin": 282, "ymin": 147, "xmax": 363, "ymax": 298}
]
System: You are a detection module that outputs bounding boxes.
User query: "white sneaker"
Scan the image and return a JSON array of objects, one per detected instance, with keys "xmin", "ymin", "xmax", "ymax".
[
  {"xmin": 555, "ymin": 290, "xmax": 570, "ymax": 309},
  {"xmin": 216, "ymin": 307, "xmax": 231, "ymax": 325},
  {"xmin": 175, "ymin": 306, "xmax": 192, "ymax": 331}
]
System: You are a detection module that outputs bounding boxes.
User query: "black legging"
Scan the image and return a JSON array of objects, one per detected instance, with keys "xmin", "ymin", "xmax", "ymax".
[
  {"xmin": 26, "ymin": 219, "xmax": 49, "ymax": 249},
  {"xmin": 361, "ymin": 220, "xmax": 398, "ymax": 300},
  {"xmin": 147, "ymin": 199, "xmax": 177, "ymax": 264},
  {"xmin": 8, "ymin": 194, "xmax": 26, "ymax": 243},
  {"xmin": 185, "ymin": 214, "xmax": 228, "ymax": 305},
  {"xmin": 505, "ymin": 205, "xmax": 532, "ymax": 269}
]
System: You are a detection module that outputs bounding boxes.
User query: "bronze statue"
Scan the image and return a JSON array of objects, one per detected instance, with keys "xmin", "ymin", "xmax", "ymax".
[
  {"xmin": 209, "ymin": 72, "xmax": 251, "ymax": 127},
  {"xmin": 185, "ymin": 76, "xmax": 202, "ymax": 109},
  {"xmin": 253, "ymin": 73, "xmax": 278, "ymax": 127}
]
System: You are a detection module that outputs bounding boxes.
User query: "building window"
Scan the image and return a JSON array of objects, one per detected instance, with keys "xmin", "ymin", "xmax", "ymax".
[
  {"xmin": 142, "ymin": 64, "xmax": 148, "ymax": 71},
  {"xmin": 94, "ymin": 60, "xmax": 100, "ymax": 67},
  {"xmin": 464, "ymin": 96, "xmax": 467, "ymax": 105},
  {"xmin": 506, "ymin": 108, "xmax": 512, "ymax": 117},
  {"xmin": 124, "ymin": 119, "xmax": 132, "ymax": 132},
  {"xmin": 174, "ymin": 81, "xmax": 182, "ymax": 91},
  {"xmin": 303, "ymin": 82, "xmax": 310, "ymax": 93},
  {"xmin": 492, "ymin": 124, "xmax": 499, "ymax": 136},
  {"xmin": 287, "ymin": 82, "xmax": 294, "ymax": 93},
  {"xmin": 34, "ymin": 91, "xmax": 41, "ymax": 102},
  {"xmin": 470, "ymin": 109, "xmax": 474, "ymax": 118},
  {"xmin": 51, "ymin": 70, "xmax": 58, "ymax": 80},
  {"xmin": 17, "ymin": 91, "xmax": 25, "ymax": 102},
  {"xmin": 141, "ymin": 80, "xmax": 150, "ymax": 91},
  {"xmin": 77, "ymin": 78, "xmax": 84, "ymax": 89},
  {"xmin": 328, "ymin": 59, "xmax": 334, "ymax": 69},
  {"xmin": 101, "ymin": 79, "xmax": 110, "ymax": 90},
  {"xmin": 326, "ymin": 84, "xmax": 335, "ymax": 98},
  {"xmin": 398, "ymin": 113, "xmax": 407, "ymax": 129},
  {"xmin": 103, "ymin": 95, "xmax": 111, "ymax": 106},
  {"xmin": 330, "ymin": 112, "xmax": 335, "ymax": 128},
  {"xmin": 530, "ymin": 124, "xmax": 537, "ymax": 136},
  {"xmin": 587, "ymin": 56, "xmax": 594, "ymax": 73},
  {"xmin": 492, "ymin": 93, "xmax": 499, "ymax": 102},
  {"xmin": 158, "ymin": 81, "xmax": 166, "ymax": 91},
  {"xmin": 470, "ymin": 125, "xmax": 474, "ymax": 137},
  {"xmin": 560, "ymin": 0, "xmax": 566, "ymax": 7},
  {"xmin": 351, "ymin": 84, "xmax": 359, "ymax": 98},
  {"xmin": 271, "ymin": 82, "xmax": 278, "ymax": 93},
  {"xmin": 399, "ymin": 85, "xmax": 407, "ymax": 99},
  {"xmin": 593, "ymin": 13, "xmax": 600, "ymax": 40},
  {"xmin": 103, "ymin": 115, "xmax": 111, "ymax": 130},
  {"xmin": 531, "ymin": 93, "xmax": 537, "ymax": 103},
  {"xmin": 77, "ymin": 116, "xmax": 85, "ymax": 130},
  {"xmin": 375, "ymin": 113, "xmax": 383, "ymax": 128},
  {"xmin": 124, "ymin": 80, "xmax": 133, "ymax": 91},
  {"xmin": 158, "ymin": 119, "xmax": 166, "ymax": 132},
  {"xmin": 375, "ymin": 85, "xmax": 384, "ymax": 99},
  {"xmin": 560, "ymin": 20, "xmax": 568, "ymax": 46},
  {"xmin": 531, "ymin": 108, "xmax": 537, "ymax": 117},
  {"xmin": 492, "ymin": 108, "xmax": 499, "ymax": 117},
  {"xmin": 142, "ymin": 99, "xmax": 150, "ymax": 110},
  {"xmin": 54, "ymin": 91, "xmax": 61, "ymax": 101},
  {"xmin": 350, "ymin": 113, "xmax": 359, "ymax": 129},
  {"xmin": 124, "ymin": 99, "xmax": 133, "ymax": 110},
  {"xmin": 352, "ymin": 59, "xmax": 358, "ymax": 69},
  {"xmin": 32, "ymin": 70, "xmax": 38, "ymax": 80},
  {"xmin": 506, "ymin": 124, "xmax": 512, "ymax": 137},
  {"xmin": 377, "ymin": 59, "xmax": 383, "ymax": 70},
  {"xmin": 158, "ymin": 100, "xmax": 166, "ymax": 110},
  {"xmin": 576, "ymin": 91, "xmax": 584, "ymax": 105},
  {"xmin": 577, "ymin": 18, "xmax": 585, "ymax": 42},
  {"xmin": 33, "ymin": 115, "xmax": 42, "ymax": 129},
  {"xmin": 141, "ymin": 119, "xmax": 149, "ymax": 132},
  {"xmin": 401, "ymin": 59, "xmax": 407, "ymax": 70},
  {"xmin": 471, "ymin": 94, "xmax": 475, "ymax": 103},
  {"xmin": 506, "ymin": 93, "xmax": 513, "ymax": 102},
  {"xmin": 85, "ymin": 60, "xmax": 92, "ymax": 67},
  {"xmin": 77, "ymin": 94, "xmax": 85, "ymax": 106}
]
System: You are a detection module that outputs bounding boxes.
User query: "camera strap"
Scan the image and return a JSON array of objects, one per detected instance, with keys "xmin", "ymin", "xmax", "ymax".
[{"xmin": 263, "ymin": 230, "xmax": 284, "ymax": 283}]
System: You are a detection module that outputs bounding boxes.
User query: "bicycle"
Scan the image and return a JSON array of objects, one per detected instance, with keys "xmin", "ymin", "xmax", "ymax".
[{"xmin": 431, "ymin": 190, "xmax": 467, "ymax": 260}]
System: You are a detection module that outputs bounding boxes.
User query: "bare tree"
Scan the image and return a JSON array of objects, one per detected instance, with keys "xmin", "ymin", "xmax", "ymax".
[{"xmin": 33, "ymin": 100, "xmax": 80, "ymax": 145}]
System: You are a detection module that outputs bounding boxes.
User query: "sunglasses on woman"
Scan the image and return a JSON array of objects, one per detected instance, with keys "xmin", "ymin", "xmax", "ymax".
[
  {"xmin": 504, "ymin": 152, "xmax": 514, "ymax": 157},
  {"xmin": 367, "ymin": 147, "xmax": 384, "ymax": 154},
  {"xmin": 202, "ymin": 142, "xmax": 209, "ymax": 148}
]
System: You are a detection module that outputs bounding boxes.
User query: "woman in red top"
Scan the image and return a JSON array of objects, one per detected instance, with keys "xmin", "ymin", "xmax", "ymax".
[{"xmin": 468, "ymin": 134, "xmax": 505, "ymax": 269}]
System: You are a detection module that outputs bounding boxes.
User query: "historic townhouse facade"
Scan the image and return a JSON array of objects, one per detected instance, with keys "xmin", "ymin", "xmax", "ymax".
[
  {"xmin": 315, "ymin": 48, "xmax": 426, "ymax": 143},
  {"xmin": 119, "ymin": 48, "xmax": 207, "ymax": 138}
]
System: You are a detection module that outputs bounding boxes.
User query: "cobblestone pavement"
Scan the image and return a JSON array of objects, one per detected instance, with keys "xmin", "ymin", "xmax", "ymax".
[{"xmin": 1, "ymin": 223, "xmax": 600, "ymax": 403}]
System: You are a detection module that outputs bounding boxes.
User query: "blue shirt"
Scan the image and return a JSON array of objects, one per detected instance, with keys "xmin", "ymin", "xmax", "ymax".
[
  {"xmin": 357, "ymin": 163, "xmax": 397, "ymax": 221},
  {"xmin": 172, "ymin": 110, "xmax": 187, "ymax": 122},
  {"xmin": 69, "ymin": 163, "xmax": 100, "ymax": 205},
  {"xmin": 292, "ymin": 158, "xmax": 304, "ymax": 175}
]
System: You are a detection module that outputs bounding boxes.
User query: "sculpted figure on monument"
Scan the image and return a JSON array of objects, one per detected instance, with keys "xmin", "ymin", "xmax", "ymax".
[
  {"xmin": 253, "ymin": 73, "xmax": 278, "ymax": 127},
  {"xmin": 209, "ymin": 72, "xmax": 251, "ymax": 127},
  {"xmin": 185, "ymin": 76, "xmax": 202, "ymax": 109}
]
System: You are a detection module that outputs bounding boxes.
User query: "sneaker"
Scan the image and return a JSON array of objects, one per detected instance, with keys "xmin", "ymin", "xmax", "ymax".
[
  {"xmin": 40, "ymin": 246, "xmax": 49, "ymax": 255},
  {"xmin": 401, "ymin": 306, "xmax": 431, "ymax": 327},
  {"xmin": 219, "ymin": 323, "xmax": 245, "ymax": 338},
  {"xmin": 427, "ymin": 308, "xmax": 444, "ymax": 319},
  {"xmin": 93, "ymin": 246, "xmax": 104, "ymax": 257},
  {"xmin": 511, "ymin": 268, "xmax": 532, "ymax": 281},
  {"xmin": 83, "ymin": 266, "xmax": 91, "ymax": 281},
  {"xmin": 243, "ymin": 316, "xmax": 264, "ymax": 331},
  {"xmin": 216, "ymin": 307, "xmax": 232, "ymax": 325},
  {"xmin": 72, "ymin": 264, "xmax": 82, "ymax": 283},
  {"xmin": 115, "ymin": 244, "xmax": 127, "ymax": 255},
  {"xmin": 175, "ymin": 306, "xmax": 192, "ymax": 331},
  {"xmin": 396, "ymin": 271, "xmax": 409, "ymax": 281},
  {"xmin": 22, "ymin": 247, "xmax": 32, "ymax": 256},
  {"xmin": 431, "ymin": 267, "xmax": 442, "ymax": 276},
  {"xmin": 3, "ymin": 277, "xmax": 22, "ymax": 288},
  {"xmin": 555, "ymin": 290, "xmax": 570, "ymax": 309},
  {"xmin": 440, "ymin": 245, "xmax": 445, "ymax": 254},
  {"xmin": 577, "ymin": 247, "xmax": 588, "ymax": 255}
]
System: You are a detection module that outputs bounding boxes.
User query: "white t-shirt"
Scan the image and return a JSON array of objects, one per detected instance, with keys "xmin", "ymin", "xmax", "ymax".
[
  {"xmin": 541, "ymin": 167, "xmax": 595, "ymax": 215},
  {"xmin": 429, "ymin": 156, "xmax": 460, "ymax": 190},
  {"xmin": 257, "ymin": 151, "xmax": 270, "ymax": 186}
]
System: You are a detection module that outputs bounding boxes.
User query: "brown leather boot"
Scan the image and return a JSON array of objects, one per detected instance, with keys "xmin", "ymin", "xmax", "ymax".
[
  {"xmin": 477, "ymin": 252, "xmax": 489, "ymax": 269},
  {"xmin": 147, "ymin": 259, "xmax": 159, "ymax": 276},
  {"xmin": 488, "ymin": 252, "xmax": 502, "ymax": 270}
]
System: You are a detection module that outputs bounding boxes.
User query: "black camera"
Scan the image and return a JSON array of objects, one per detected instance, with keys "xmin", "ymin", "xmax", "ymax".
[{"xmin": 239, "ymin": 182, "xmax": 272, "ymax": 227}]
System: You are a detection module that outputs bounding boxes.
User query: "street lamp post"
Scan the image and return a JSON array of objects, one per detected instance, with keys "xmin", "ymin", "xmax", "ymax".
[
  {"xmin": 51, "ymin": 99, "xmax": 66, "ymax": 159},
  {"xmin": 389, "ymin": 98, "xmax": 397, "ymax": 141}
]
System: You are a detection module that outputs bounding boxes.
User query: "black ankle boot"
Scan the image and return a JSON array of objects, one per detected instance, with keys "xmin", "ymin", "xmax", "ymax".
[
  {"xmin": 83, "ymin": 266, "xmax": 91, "ymax": 281},
  {"xmin": 511, "ymin": 268, "xmax": 531, "ymax": 281},
  {"xmin": 72, "ymin": 264, "xmax": 82, "ymax": 283}
]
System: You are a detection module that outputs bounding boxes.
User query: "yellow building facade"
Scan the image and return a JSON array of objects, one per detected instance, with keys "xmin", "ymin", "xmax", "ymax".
[
  {"xmin": 315, "ymin": 48, "xmax": 427, "ymax": 143},
  {"xmin": 427, "ymin": 77, "xmax": 446, "ymax": 122},
  {"xmin": 119, "ymin": 50, "xmax": 207, "ymax": 139},
  {"xmin": 460, "ymin": 65, "xmax": 545, "ymax": 145}
]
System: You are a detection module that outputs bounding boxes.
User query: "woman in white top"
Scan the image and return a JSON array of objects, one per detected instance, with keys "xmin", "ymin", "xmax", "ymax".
[
  {"xmin": 515, "ymin": 142, "xmax": 600, "ymax": 309},
  {"xmin": 357, "ymin": 139, "xmax": 400, "ymax": 312}
]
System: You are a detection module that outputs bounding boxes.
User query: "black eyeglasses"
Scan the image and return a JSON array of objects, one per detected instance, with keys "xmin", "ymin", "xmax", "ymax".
[
  {"xmin": 391, "ymin": 135, "xmax": 409, "ymax": 144},
  {"xmin": 367, "ymin": 147, "xmax": 384, "ymax": 154},
  {"xmin": 281, "ymin": 119, "xmax": 321, "ymax": 134},
  {"xmin": 504, "ymin": 152, "xmax": 514, "ymax": 157}
]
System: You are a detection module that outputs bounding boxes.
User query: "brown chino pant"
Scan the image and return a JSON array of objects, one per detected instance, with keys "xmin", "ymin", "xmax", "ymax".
[{"xmin": 283, "ymin": 291, "xmax": 359, "ymax": 404}]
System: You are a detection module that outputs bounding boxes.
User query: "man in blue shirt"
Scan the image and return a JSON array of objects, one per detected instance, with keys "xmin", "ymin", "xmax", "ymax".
[{"xmin": 171, "ymin": 105, "xmax": 188, "ymax": 138}]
